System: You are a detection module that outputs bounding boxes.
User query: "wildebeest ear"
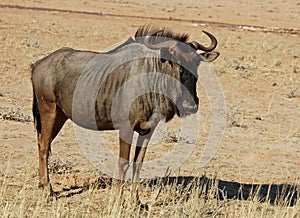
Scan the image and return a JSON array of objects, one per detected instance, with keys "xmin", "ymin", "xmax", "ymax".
[{"xmin": 199, "ymin": 52, "xmax": 220, "ymax": 62}]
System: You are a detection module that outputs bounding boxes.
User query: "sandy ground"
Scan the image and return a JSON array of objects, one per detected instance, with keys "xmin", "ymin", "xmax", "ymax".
[{"xmin": 0, "ymin": 0, "xmax": 299, "ymax": 206}]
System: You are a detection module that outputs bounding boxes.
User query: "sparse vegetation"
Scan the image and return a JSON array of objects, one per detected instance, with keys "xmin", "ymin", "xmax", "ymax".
[
  {"xmin": 0, "ymin": 165, "xmax": 299, "ymax": 217},
  {"xmin": 48, "ymin": 158, "xmax": 75, "ymax": 175},
  {"xmin": 0, "ymin": 108, "xmax": 33, "ymax": 123},
  {"xmin": 227, "ymin": 107, "xmax": 248, "ymax": 129},
  {"xmin": 0, "ymin": 0, "xmax": 299, "ymax": 217},
  {"xmin": 287, "ymin": 87, "xmax": 299, "ymax": 99}
]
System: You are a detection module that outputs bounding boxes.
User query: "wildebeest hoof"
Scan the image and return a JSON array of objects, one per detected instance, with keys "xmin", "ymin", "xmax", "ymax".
[
  {"xmin": 131, "ymin": 195, "xmax": 149, "ymax": 211},
  {"xmin": 39, "ymin": 183, "xmax": 56, "ymax": 201},
  {"xmin": 139, "ymin": 203, "xmax": 149, "ymax": 211}
]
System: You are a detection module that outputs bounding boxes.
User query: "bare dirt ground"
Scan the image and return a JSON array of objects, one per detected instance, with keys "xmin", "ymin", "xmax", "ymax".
[{"xmin": 0, "ymin": 0, "xmax": 299, "ymax": 216}]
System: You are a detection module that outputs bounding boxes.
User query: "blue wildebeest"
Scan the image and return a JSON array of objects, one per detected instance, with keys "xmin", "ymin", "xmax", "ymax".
[{"xmin": 31, "ymin": 25, "xmax": 219, "ymax": 204}]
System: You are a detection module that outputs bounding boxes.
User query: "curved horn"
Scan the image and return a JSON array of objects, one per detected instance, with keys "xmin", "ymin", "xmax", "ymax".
[
  {"xmin": 144, "ymin": 35, "xmax": 178, "ymax": 50},
  {"xmin": 191, "ymin": 30, "xmax": 218, "ymax": 52}
]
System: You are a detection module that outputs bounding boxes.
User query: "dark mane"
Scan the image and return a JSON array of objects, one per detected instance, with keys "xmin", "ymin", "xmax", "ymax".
[
  {"xmin": 103, "ymin": 25, "xmax": 189, "ymax": 53},
  {"xmin": 135, "ymin": 25, "xmax": 190, "ymax": 43}
]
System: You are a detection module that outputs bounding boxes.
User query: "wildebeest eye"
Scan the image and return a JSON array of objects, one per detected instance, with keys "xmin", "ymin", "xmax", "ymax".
[{"xmin": 180, "ymin": 69, "xmax": 189, "ymax": 82}]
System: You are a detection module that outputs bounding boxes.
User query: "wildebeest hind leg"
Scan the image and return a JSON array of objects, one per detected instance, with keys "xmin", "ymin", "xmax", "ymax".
[{"xmin": 38, "ymin": 103, "xmax": 68, "ymax": 198}]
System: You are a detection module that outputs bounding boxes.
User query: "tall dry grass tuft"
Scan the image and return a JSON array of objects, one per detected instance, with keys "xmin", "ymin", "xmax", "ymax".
[{"xmin": 0, "ymin": 164, "xmax": 299, "ymax": 217}]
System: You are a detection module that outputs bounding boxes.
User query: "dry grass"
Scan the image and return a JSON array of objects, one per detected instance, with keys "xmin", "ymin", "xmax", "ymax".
[
  {"xmin": 0, "ymin": 163, "xmax": 299, "ymax": 218},
  {"xmin": 0, "ymin": 1, "xmax": 299, "ymax": 217},
  {"xmin": 0, "ymin": 108, "xmax": 33, "ymax": 123}
]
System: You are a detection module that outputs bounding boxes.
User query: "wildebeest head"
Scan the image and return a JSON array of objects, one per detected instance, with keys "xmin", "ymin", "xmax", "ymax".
[{"xmin": 141, "ymin": 27, "xmax": 219, "ymax": 117}]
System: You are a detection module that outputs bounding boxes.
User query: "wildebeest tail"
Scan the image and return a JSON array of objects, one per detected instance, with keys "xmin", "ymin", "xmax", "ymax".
[
  {"xmin": 32, "ymin": 89, "xmax": 42, "ymax": 134},
  {"xmin": 31, "ymin": 63, "xmax": 42, "ymax": 134}
]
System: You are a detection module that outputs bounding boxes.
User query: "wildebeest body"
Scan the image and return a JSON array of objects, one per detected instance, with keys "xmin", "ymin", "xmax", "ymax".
[
  {"xmin": 32, "ymin": 43, "xmax": 181, "ymax": 132},
  {"xmin": 31, "ymin": 25, "xmax": 219, "ymax": 204}
]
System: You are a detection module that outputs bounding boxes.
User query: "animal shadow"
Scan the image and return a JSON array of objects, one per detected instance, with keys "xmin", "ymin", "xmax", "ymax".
[
  {"xmin": 54, "ymin": 175, "xmax": 298, "ymax": 207},
  {"xmin": 55, "ymin": 177, "xmax": 112, "ymax": 199},
  {"xmin": 147, "ymin": 175, "xmax": 299, "ymax": 207}
]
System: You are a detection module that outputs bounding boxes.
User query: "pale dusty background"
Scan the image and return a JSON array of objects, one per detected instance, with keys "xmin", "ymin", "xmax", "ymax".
[{"xmin": 0, "ymin": 0, "xmax": 299, "ymax": 200}]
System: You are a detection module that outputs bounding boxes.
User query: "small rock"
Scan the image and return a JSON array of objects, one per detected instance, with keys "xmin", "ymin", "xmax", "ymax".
[{"xmin": 255, "ymin": 116, "xmax": 262, "ymax": 121}]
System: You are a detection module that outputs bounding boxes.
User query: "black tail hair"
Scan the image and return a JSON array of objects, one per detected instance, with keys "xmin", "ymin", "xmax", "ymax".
[
  {"xmin": 32, "ymin": 88, "xmax": 42, "ymax": 134},
  {"xmin": 31, "ymin": 62, "xmax": 42, "ymax": 134}
]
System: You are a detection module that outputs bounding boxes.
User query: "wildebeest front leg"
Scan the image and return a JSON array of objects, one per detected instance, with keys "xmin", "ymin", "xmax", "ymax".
[
  {"xmin": 131, "ymin": 132, "xmax": 153, "ymax": 205},
  {"xmin": 116, "ymin": 129, "xmax": 133, "ymax": 203},
  {"xmin": 131, "ymin": 114, "xmax": 160, "ymax": 205}
]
